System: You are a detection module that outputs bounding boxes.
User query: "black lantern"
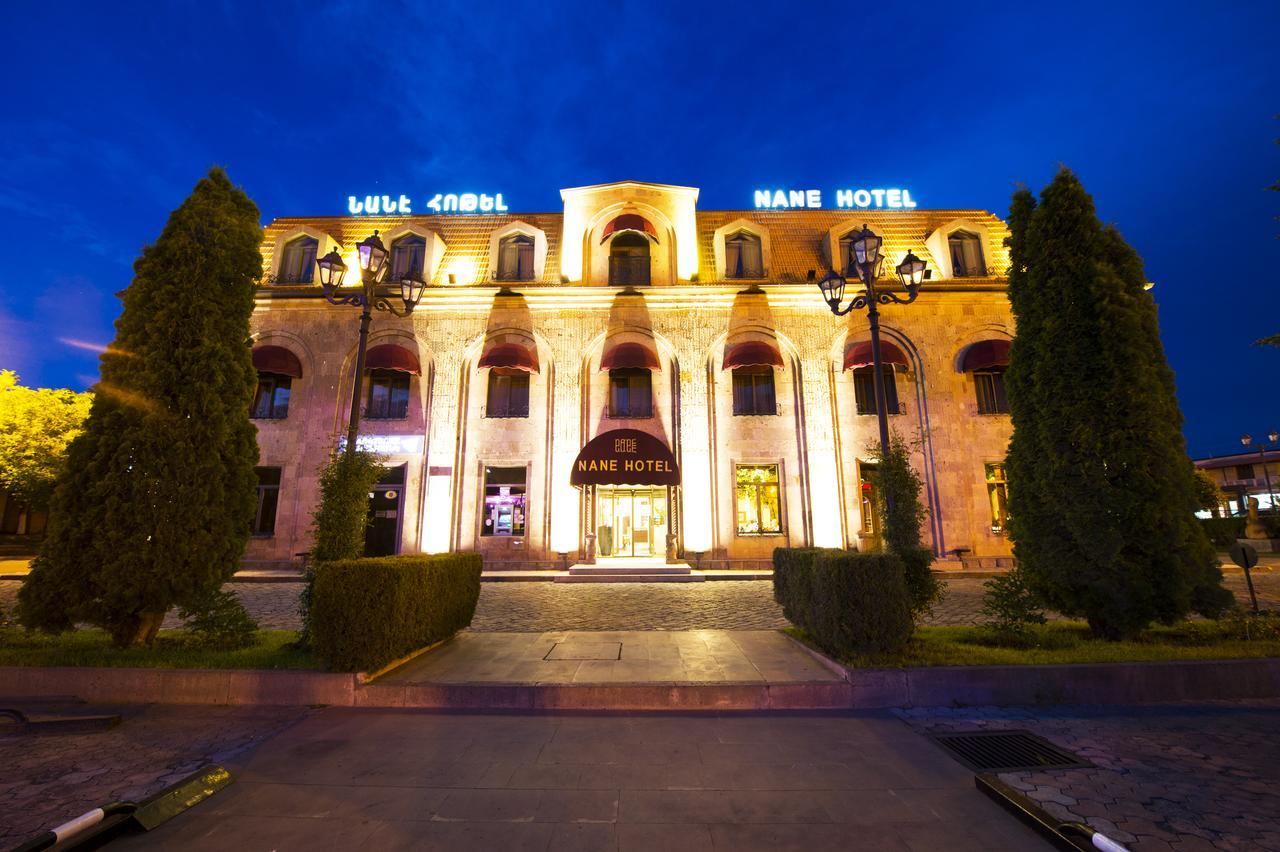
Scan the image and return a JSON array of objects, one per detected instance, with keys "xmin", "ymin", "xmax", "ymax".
[
  {"xmin": 852, "ymin": 225, "xmax": 883, "ymax": 269},
  {"xmin": 896, "ymin": 250, "xmax": 927, "ymax": 292},
  {"xmin": 315, "ymin": 248, "xmax": 347, "ymax": 291},
  {"xmin": 817, "ymin": 270, "xmax": 846, "ymax": 307},
  {"xmin": 1270, "ymin": 431, "xmax": 1279, "ymax": 444},
  {"xmin": 1242, "ymin": 434, "xmax": 1253, "ymax": 447},
  {"xmin": 400, "ymin": 269, "xmax": 426, "ymax": 313},
  {"xmin": 357, "ymin": 231, "xmax": 388, "ymax": 282}
]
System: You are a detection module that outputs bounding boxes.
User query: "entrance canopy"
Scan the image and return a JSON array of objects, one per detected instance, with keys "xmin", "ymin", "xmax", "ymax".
[{"xmin": 571, "ymin": 428, "xmax": 680, "ymax": 487}]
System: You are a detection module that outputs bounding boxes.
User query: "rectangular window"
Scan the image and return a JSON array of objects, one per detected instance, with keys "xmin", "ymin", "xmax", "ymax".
[
  {"xmin": 482, "ymin": 466, "xmax": 527, "ymax": 537},
  {"xmin": 252, "ymin": 467, "xmax": 281, "ymax": 536},
  {"xmin": 853, "ymin": 366, "xmax": 900, "ymax": 416},
  {"xmin": 486, "ymin": 369, "xmax": 530, "ymax": 418},
  {"xmin": 609, "ymin": 369, "xmax": 653, "ymax": 418},
  {"xmin": 366, "ymin": 370, "xmax": 410, "ymax": 419},
  {"xmin": 497, "ymin": 237, "xmax": 535, "ymax": 281},
  {"xmin": 279, "ymin": 239, "xmax": 317, "ymax": 284},
  {"xmin": 1236, "ymin": 464, "xmax": 1256, "ymax": 480},
  {"xmin": 390, "ymin": 239, "xmax": 426, "ymax": 282},
  {"xmin": 735, "ymin": 463, "xmax": 782, "ymax": 535},
  {"xmin": 251, "ymin": 374, "xmax": 291, "ymax": 419},
  {"xmin": 986, "ymin": 463, "xmax": 1009, "ymax": 534},
  {"xmin": 974, "ymin": 370, "xmax": 1009, "ymax": 414},
  {"xmin": 732, "ymin": 368, "xmax": 776, "ymax": 416},
  {"xmin": 949, "ymin": 233, "xmax": 987, "ymax": 277}
]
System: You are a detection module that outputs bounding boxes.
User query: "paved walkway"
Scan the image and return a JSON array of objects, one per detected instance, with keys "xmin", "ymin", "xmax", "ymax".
[
  {"xmin": 383, "ymin": 631, "xmax": 840, "ymax": 686},
  {"xmin": 113, "ymin": 709, "xmax": 1042, "ymax": 851},
  {"xmin": 899, "ymin": 701, "xmax": 1280, "ymax": 851}
]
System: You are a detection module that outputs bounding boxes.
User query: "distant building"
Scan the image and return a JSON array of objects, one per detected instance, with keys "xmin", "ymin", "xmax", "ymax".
[
  {"xmin": 0, "ymin": 489, "xmax": 46, "ymax": 537},
  {"xmin": 1194, "ymin": 449, "xmax": 1280, "ymax": 516},
  {"xmin": 245, "ymin": 181, "xmax": 1016, "ymax": 571}
]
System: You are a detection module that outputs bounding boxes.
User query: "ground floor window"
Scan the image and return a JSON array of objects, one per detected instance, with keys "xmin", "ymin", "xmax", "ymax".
[
  {"xmin": 252, "ymin": 467, "xmax": 281, "ymax": 536},
  {"xmin": 986, "ymin": 462, "xmax": 1009, "ymax": 533},
  {"xmin": 483, "ymin": 466, "xmax": 527, "ymax": 537},
  {"xmin": 735, "ymin": 463, "xmax": 782, "ymax": 535}
]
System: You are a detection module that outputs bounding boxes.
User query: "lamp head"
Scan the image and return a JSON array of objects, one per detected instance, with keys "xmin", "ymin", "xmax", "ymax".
[
  {"xmin": 357, "ymin": 231, "xmax": 388, "ymax": 281},
  {"xmin": 400, "ymin": 270, "xmax": 426, "ymax": 313},
  {"xmin": 816, "ymin": 270, "xmax": 846, "ymax": 309},
  {"xmin": 315, "ymin": 248, "xmax": 348, "ymax": 292},
  {"xmin": 896, "ymin": 250, "xmax": 927, "ymax": 292}
]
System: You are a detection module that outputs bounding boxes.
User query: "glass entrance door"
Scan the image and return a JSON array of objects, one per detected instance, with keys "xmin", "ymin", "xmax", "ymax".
[{"xmin": 597, "ymin": 488, "xmax": 666, "ymax": 558}]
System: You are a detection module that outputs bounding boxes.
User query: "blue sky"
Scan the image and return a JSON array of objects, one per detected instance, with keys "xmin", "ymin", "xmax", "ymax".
[{"xmin": 1, "ymin": 0, "xmax": 1275, "ymax": 456}]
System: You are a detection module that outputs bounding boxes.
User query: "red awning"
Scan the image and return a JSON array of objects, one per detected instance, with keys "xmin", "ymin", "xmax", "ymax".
[
  {"xmin": 600, "ymin": 341, "xmax": 660, "ymax": 371},
  {"xmin": 959, "ymin": 339, "xmax": 1011, "ymax": 372},
  {"xmin": 252, "ymin": 345, "xmax": 302, "ymax": 378},
  {"xmin": 600, "ymin": 214, "xmax": 659, "ymax": 243},
  {"xmin": 478, "ymin": 342, "xmax": 539, "ymax": 373},
  {"xmin": 365, "ymin": 344, "xmax": 421, "ymax": 374},
  {"xmin": 722, "ymin": 339, "xmax": 783, "ymax": 370},
  {"xmin": 844, "ymin": 339, "xmax": 909, "ymax": 371}
]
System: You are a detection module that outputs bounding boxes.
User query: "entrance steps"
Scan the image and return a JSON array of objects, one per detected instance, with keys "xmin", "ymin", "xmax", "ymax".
[{"xmin": 556, "ymin": 561, "xmax": 702, "ymax": 583}]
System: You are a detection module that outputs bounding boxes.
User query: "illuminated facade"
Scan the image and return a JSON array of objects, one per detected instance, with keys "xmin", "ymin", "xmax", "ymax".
[{"xmin": 246, "ymin": 181, "xmax": 1016, "ymax": 570}]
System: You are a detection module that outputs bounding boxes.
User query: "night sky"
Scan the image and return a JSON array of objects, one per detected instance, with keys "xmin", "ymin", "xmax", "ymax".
[{"xmin": 1, "ymin": 0, "xmax": 1275, "ymax": 457}]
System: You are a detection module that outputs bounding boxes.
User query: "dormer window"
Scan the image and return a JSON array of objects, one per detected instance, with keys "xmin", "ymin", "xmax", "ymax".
[
  {"xmin": 497, "ymin": 234, "xmax": 535, "ymax": 281},
  {"xmin": 389, "ymin": 234, "xmax": 426, "ymax": 282},
  {"xmin": 725, "ymin": 232, "xmax": 764, "ymax": 279},
  {"xmin": 948, "ymin": 231, "xmax": 986, "ymax": 277},
  {"xmin": 278, "ymin": 236, "xmax": 318, "ymax": 284},
  {"xmin": 837, "ymin": 230, "xmax": 861, "ymax": 277},
  {"xmin": 609, "ymin": 232, "xmax": 651, "ymax": 286}
]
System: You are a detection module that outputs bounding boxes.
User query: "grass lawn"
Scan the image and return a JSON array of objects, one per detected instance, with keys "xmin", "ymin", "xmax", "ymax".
[
  {"xmin": 787, "ymin": 619, "xmax": 1280, "ymax": 668},
  {"xmin": 0, "ymin": 628, "xmax": 318, "ymax": 669}
]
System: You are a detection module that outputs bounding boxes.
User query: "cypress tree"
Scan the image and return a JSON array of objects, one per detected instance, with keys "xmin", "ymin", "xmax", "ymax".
[
  {"xmin": 19, "ymin": 168, "xmax": 263, "ymax": 647},
  {"xmin": 1004, "ymin": 168, "xmax": 1231, "ymax": 639}
]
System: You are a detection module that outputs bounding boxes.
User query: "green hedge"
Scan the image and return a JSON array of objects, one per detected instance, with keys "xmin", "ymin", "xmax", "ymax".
[
  {"xmin": 310, "ymin": 553, "xmax": 482, "ymax": 672},
  {"xmin": 773, "ymin": 548, "xmax": 913, "ymax": 657},
  {"xmin": 1199, "ymin": 516, "xmax": 1280, "ymax": 547}
]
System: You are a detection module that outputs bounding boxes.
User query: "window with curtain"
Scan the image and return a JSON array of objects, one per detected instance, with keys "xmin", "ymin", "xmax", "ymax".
[
  {"xmin": 725, "ymin": 231, "xmax": 763, "ymax": 278},
  {"xmin": 974, "ymin": 368, "xmax": 1009, "ymax": 414},
  {"xmin": 252, "ymin": 467, "xmax": 281, "ymax": 536},
  {"xmin": 609, "ymin": 368, "xmax": 652, "ymax": 418},
  {"xmin": 986, "ymin": 462, "xmax": 1009, "ymax": 534},
  {"xmin": 366, "ymin": 370, "xmax": 410, "ymax": 419},
  {"xmin": 852, "ymin": 366, "xmax": 900, "ymax": 416},
  {"xmin": 496, "ymin": 234, "xmax": 535, "ymax": 281},
  {"xmin": 732, "ymin": 367, "xmax": 776, "ymax": 415},
  {"xmin": 735, "ymin": 464, "xmax": 782, "ymax": 535},
  {"xmin": 278, "ymin": 236, "xmax": 318, "ymax": 283},
  {"xmin": 390, "ymin": 234, "xmax": 426, "ymax": 281},
  {"xmin": 486, "ymin": 369, "xmax": 530, "ymax": 418},
  {"xmin": 948, "ymin": 230, "xmax": 986, "ymax": 277},
  {"xmin": 251, "ymin": 373, "xmax": 291, "ymax": 419}
]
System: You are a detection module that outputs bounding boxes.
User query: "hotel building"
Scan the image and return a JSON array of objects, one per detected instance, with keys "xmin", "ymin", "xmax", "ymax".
[{"xmin": 246, "ymin": 181, "xmax": 1016, "ymax": 571}]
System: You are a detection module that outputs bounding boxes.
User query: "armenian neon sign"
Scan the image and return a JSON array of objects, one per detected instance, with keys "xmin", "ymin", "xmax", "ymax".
[
  {"xmin": 753, "ymin": 188, "xmax": 918, "ymax": 209},
  {"xmin": 347, "ymin": 193, "xmax": 510, "ymax": 215}
]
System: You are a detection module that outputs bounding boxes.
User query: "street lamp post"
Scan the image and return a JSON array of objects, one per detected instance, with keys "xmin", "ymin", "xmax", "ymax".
[
  {"xmin": 814, "ymin": 225, "xmax": 928, "ymax": 489},
  {"xmin": 1240, "ymin": 431, "xmax": 1279, "ymax": 512},
  {"xmin": 314, "ymin": 231, "xmax": 427, "ymax": 453}
]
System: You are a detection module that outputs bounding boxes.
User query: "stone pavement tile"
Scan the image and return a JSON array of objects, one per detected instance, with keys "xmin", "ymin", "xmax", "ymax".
[
  {"xmin": 196, "ymin": 780, "xmax": 450, "ymax": 821},
  {"xmin": 115, "ymin": 812, "xmax": 388, "ymax": 851},
  {"xmin": 708, "ymin": 822, "xmax": 913, "ymax": 852},
  {"xmin": 535, "ymin": 789, "xmax": 620, "ymax": 823},
  {"xmin": 619, "ymin": 789, "xmax": 836, "ymax": 824},
  {"xmin": 430, "ymin": 788, "xmax": 544, "ymax": 822},
  {"xmin": 362, "ymin": 820, "xmax": 558, "ymax": 852},
  {"xmin": 617, "ymin": 823, "xmax": 715, "ymax": 852},
  {"xmin": 549, "ymin": 822, "xmax": 617, "ymax": 852}
]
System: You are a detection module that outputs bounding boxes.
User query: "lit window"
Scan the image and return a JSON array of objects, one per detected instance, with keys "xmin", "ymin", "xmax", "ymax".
[
  {"xmin": 251, "ymin": 373, "xmax": 291, "ymax": 419},
  {"xmin": 732, "ymin": 367, "xmax": 775, "ymax": 416},
  {"xmin": 278, "ymin": 236, "xmax": 318, "ymax": 284},
  {"xmin": 496, "ymin": 234, "xmax": 535, "ymax": 281},
  {"xmin": 482, "ymin": 466, "xmax": 526, "ymax": 537},
  {"xmin": 609, "ymin": 232, "xmax": 650, "ymax": 286},
  {"xmin": 735, "ymin": 464, "xmax": 782, "ymax": 535},
  {"xmin": 974, "ymin": 368, "xmax": 1009, "ymax": 414},
  {"xmin": 725, "ymin": 231, "xmax": 764, "ymax": 278},
  {"xmin": 859, "ymin": 464, "xmax": 878, "ymax": 535},
  {"xmin": 389, "ymin": 234, "xmax": 426, "ymax": 282},
  {"xmin": 366, "ymin": 370, "xmax": 410, "ymax": 419},
  {"xmin": 948, "ymin": 231, "xmax": 986, "ymax": 277},
  {"xmin": 252, "ymin": 467, "xmax": 281, "ymax": 536},
  {"xmin": 852, "ymin": 366, "xmax": 900, "ymax": 416},
  {"xmin": 486, "ymin": 369, "xmax": 530, "ymax": 418},
  {"xmin": 985, "ymin": 463, "xmax": 1009, "ymax": 534},
  {"xmin": 609, "ymin": 368, "xmax": 652, "ymax": 418}
]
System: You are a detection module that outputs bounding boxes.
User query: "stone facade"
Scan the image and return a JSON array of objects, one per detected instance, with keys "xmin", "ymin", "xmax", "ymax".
[{"xmin": 246, "ymin": 181, "xmax": 1015, "ymax": 570}]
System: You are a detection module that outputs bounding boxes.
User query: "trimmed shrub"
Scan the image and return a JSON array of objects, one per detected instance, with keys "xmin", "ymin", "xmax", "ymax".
[
  {"xmin": 980, "ymin": 566, "xmax": 1047, "ymax": 641},
  {"xmin": 774, "ymin": 549, "xmax": 913, "ymax": 658},
  {"xmin": 1198, "ymin": 516, "xmax": 1280, "ymax": 547},
  {"xmin": 176, "ymin": 588, "xmax": 258, "ymax": 650},
  {"xmin": 310, "ymin": 553, "xmax": 482, "ymax": 672}
]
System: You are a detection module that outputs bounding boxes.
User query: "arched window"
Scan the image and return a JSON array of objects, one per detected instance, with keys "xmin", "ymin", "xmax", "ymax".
[
  {"xmin": 725, "ymin": 231, "xmax": 764, "ymax": 279},
  {"xmin": 948, "ymin": 230, "xmax": 986, "ymax": 277},
  {"xmin": 496, "ymin": 234, "xmax": 535, "ymax": 281},
  {"xmin": 732, "ymin": 366, "xmax": 775, "ymax": 415},
  {"xmin": 389, "ymin": 234, "xmax": 426, "ymax": 282},
  {"xmin": 852, "ymin": 366, "xmax": 901, "ymax": 416},
  {"xmin": 278, "ymin": 236, "xmax": 318, "ymax": 284},
  {"xmin": 609, "ymin": 367, "xmax": 652, "ymax": 418},
  {"xmin": 609, "ymin": 232, "xmax": 651, "ymax": 286}
]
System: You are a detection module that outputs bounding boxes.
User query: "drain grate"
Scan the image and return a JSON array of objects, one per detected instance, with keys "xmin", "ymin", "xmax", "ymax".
[{"xmin": 929, "ymin": 730, "xmax": 1092, "ymax": 773}]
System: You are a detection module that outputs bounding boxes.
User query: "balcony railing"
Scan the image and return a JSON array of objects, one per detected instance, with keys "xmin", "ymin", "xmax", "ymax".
[{"xmin": 609, "ymin": 256, "xmax": 651, "ymax": 286}]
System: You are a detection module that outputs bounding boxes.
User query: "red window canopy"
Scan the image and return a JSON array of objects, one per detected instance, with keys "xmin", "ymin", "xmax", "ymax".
[
  {"xmin": 600, "ymin": 214, "xmax": 659, "ymax": 243},
  {"xmin": 844, "ymin": 339, "xmax": 909, "ymax": 371},
  {"xmin": 960, "ymin": 339, "xmax": 1011, "ymax": 372},
  {"xmin": 600, "ymin": 340, "xmax": 660, "ymax": 371},
  {"xmin": 252, "ymin": 345, "xmax": 302, "ymax": 378},
  {"xmin": 478, "ymin": 342, "xmax": 539, "ymax": 373},
  {"xmin": 365, "ymin": 344, "xmax": 421, "ymax": 374},
  {"xmin": 722, "ymin": 339, "xmax": 783, "ymax": 370}
]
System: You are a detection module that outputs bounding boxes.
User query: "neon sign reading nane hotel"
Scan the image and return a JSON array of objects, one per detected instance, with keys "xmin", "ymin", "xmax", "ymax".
[{"xmin": 753, "ymin": 188, "xmax": 918, "ymax": 209}]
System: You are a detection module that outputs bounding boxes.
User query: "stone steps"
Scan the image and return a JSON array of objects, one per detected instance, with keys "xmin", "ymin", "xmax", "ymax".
[{"xmin": 555, "ymin": 561, "xmax": 702, "ymax": 583}]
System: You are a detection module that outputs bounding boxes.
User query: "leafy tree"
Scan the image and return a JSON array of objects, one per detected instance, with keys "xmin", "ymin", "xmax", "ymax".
[
  {"xmin": 0, "ymin": 372, "xmax": 92, "ymax": 510},
  {"xmin": 1193, "ymin": 468, "xmax": 1225, "ymax": 517},
  {"xmin": 1003, "ymin": 168, "xmax": 1232, "ymax": 639},
  {"xmin": 870, "ymin": 431, "xmax": 941, "ymax": 617},
  {"xmin": 19, "ymin": 168, "xmax": 263, "ymax": 648}
]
